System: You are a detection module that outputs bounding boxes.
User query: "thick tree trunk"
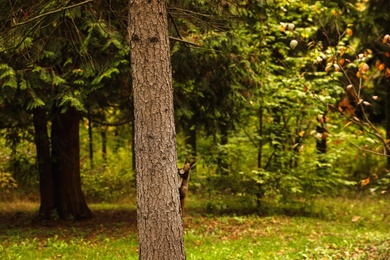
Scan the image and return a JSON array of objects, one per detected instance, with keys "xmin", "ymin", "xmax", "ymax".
[
  {"xmin": 129, "ymin": 0, "xmax": 185, "ymax": 259},
  {"xmin": 33, "ymin": 107, "xmax": 55, "ymax": 219},
  {"xmin": 51, "ymin": 107, "xmax": 93, "ymax": 220}
]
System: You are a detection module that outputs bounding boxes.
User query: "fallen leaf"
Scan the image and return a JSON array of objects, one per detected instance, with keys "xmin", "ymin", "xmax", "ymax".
[{"xmin": 351, "ymin": 216, "xmax": 361, "ymax": 222}]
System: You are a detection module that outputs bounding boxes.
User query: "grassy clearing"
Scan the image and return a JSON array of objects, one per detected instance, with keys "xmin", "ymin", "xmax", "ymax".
[{"xmin": 0, "ymin": 195, "xmax": 389, "ymax": 259}]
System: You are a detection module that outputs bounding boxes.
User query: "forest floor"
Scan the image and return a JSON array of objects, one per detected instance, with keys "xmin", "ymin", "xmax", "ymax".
[{"xmin": 0, "ymin": 196, "xmax": 389, "ymax": 259}]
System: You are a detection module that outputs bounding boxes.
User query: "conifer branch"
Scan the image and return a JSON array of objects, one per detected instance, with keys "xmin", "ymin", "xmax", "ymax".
[{"xmin": 12, "ymin": 0, "xmax": 94, "ymax": 27}]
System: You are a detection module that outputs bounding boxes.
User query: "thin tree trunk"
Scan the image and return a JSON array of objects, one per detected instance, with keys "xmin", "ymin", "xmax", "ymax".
[
  {"xmin": 101, "ymin": 129, "xmax": 107, "ymax": 165},
  {"xmin": 129, "ymin": 0, "xmax": 185, "ymax": 259},
  {"xmin": 386, "ymin": 82, "xmax": 390, "ymax": 166},
  {"xmin": 217, "ymin": 121, "xmax": 229, "ymax": 175},
  {"xmin": 257, "ymin": 107, "xmax": 263, "ymax": 169},
  {"xmin": 51, "ymin": 107, "xmax": 93, "ymax": 220},
  {"xmin": 88, "ymin": 109, "xmax": 94, "ymax": 169},
  {"xmin": 33, "ymin": 107, "xmax": 55, "ymax": 219},
  {"xmin": 184, "ymin": 117, "xmax": 197, "ymax": 156}
]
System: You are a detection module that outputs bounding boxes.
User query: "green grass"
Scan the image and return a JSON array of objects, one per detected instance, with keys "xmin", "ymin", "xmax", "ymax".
[{"xmin": 1, "ymin": 195, "xmax": 389, "ymax": 259}]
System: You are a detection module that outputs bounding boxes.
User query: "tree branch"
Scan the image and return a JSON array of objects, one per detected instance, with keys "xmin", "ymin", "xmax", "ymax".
[
  {"xmin": 169, "ymin": 36, "xmax": 199, "ymax": 46},
  {"xmin": 12, "ymin": 0, "xmax": 94, "ymax": 27}
]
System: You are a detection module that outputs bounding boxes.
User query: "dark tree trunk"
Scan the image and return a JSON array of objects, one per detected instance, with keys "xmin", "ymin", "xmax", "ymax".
[
  {"xmin": 316, "ymin": 125, "xmax": 327, "ymax": 154},
  {"xmin": 33, "ymin": 107, "xmax": 55, "ymax": 219},
  {"xmin": 316, "ymin": 114, "xmax": 328, "ymax": 175},
  {"xmin": 51, "ymin": 107, "xmax": 93, "ymax": 220},
  {"xmin": 257, "ymin": 107, "xmax": 263, "ymax": 169},
  {"xmin": 217, "ymin": 121, "xmax": 229, "ymax": 175},
  {"xmin": 184, "ymin": 118, "xmax": 197, "ymax": 156},
  {"xmin": 101, "ymin": 129, "xmax": 107, "ymax": 165},
  {"xmin": 316, "ymin": 114, "xmax": 327, "ymax": 154}
]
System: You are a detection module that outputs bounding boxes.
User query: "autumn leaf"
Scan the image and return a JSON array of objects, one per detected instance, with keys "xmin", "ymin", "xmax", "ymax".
[
  {"xmin": 346, "ymin": 28, "xmax": 353, "ymax": 36},
  {"xmin": 360, "ymin": 176, "xmax": 370, "ymax": 187},
  {"xmin": 344, "ymin": 121, "xmax": 352, "ymax": 127},
  {"xmin": 382, "ymin": 34, "xmax": 389, "ymax": 44},
  {"xmin": 385, "ymin": 68, "xmax": 390, "ymax": 77},
  {"xmin": 351, "ymin": 216, "xmax": 361, "ymax": 222}
]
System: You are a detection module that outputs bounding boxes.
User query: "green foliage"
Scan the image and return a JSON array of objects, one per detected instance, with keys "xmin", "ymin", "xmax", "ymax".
[{"xmin": 0, "ymin": 64, "xmax": 17, "ymax": 89}]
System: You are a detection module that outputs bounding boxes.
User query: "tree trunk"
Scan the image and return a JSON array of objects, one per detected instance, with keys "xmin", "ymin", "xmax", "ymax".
[
  {"xmin": 257, "ymin": 106, "xmax": 263, "ymax": 169},
  {"xmin": 184, "ymin": 117, "xmax": 197, "ymax": 156},
  {"xmin": 386, "ymin": 81, "xmax": 390, "ymax": 166},
  {"xmin": 129, "ymin": 1, "xmax": 185, "ymax": 259},
  {"xmin": 101, "ymin": 129, "xmax": 107, "ymax": 165},
  {"xmin": 217, "ymin": 121, "xmax": 229, "ymax": 175},
  {"xmin": 88, "ymin": 109, "xmax": 94, "ymax": 169},
  {"xmin": 33, "ymin": 107, "xmax": 55, "ymax": 219},
  {"xmin": 51, "ymin": 107, "xmax": 93, "ymax": 220}
]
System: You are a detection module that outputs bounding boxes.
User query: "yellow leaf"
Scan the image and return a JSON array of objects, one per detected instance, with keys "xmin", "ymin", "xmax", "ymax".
[
  {"xmin": 298, "ymin": 130, "xmax": 305, "ymax": 137},
  {"xmin": 351, "ymin": 216, "xmax": 361, "ymax": 222},
  {"xmin": 344, "ymin": 121, "xmax": 352, "ymax": 127},
  {"xmin": 346, "ymin": 28, "xmax": 353, "ymax": 36}
]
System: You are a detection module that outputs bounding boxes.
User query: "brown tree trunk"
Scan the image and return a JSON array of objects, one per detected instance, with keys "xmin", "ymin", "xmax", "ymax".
[
  {"xmin": 33, "ymin": 107, "xmax": 55, "ymax": 219},
  {"xmin": 129, "ymin": 0, "xmax": 185, "ymax": 259},
  {"xmin": 51, "ymin": 107, "xmax": 93, "ymax": 220}
]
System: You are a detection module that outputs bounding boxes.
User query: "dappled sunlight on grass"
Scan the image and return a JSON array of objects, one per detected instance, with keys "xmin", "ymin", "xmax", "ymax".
[{"xmin": 0, "ymin": 197, "xmax": 38, "ymax": 213}]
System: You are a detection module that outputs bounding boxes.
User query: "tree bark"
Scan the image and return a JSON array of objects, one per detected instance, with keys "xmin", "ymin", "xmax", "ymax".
[
  {"xmin": 33, "ymin": 107, "xmax": 55, "ymax": 219},
  {"xmin": 128, "ymin": 1, "xmax": 185, "ymax": 259},
  {"xmin": 51, "ymin": 107, "xmax": 93, "ymax": 220}
]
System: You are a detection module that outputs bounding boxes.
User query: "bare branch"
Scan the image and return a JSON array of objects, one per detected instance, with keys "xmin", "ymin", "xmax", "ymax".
[{"xmin": 169, "ymin": 36, "xmax": 199, "ymax": 46}]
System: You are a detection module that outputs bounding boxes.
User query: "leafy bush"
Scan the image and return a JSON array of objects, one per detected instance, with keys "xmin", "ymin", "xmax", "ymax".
[
  {"xmin": 81, "ymin": 147, "xmax": 135, "ymax": 202},
  {"xmin": 0, "ymin": 172, "xmax": 17, "ymax": 191}
]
